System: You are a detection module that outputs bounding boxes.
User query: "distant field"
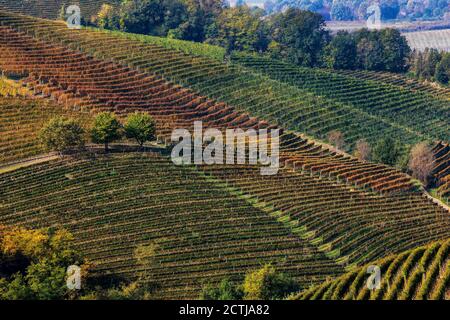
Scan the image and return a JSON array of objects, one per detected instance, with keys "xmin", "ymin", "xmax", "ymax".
[
  {"xmin": 403, "ymin": 29, "xmax": 450, "ymax": 52},
  {"xmin": 327, "ymin": 21, "xmax": 450, "ymax": 51},
  {"xmin": 326, "ymin": 20, "xmax": 450, "ymax": 33}
]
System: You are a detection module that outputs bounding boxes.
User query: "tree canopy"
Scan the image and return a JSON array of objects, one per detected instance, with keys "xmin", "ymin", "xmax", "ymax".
[
  {"xmin": 124, "ymin": 112, "xmax": 156, "ymax": 147},
  {"xmin": 91, "ymin": 112, "xmax": 122, "ymax": 152},
  {"xmin": 39, "ymin": 116, "xmax": 85, "ymax": 154},
  {"xmin": 0, "ymin": 226, "xmax": 88, "ymax": 300}
]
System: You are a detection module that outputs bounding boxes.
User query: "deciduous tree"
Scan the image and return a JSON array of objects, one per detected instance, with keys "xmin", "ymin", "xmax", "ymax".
[
  {"xmin": 408, "ymin": 142, "xmax": 435, "ymax": 185},
  {"xmin": 354, "ymin": 138, "xmax": 371, "ymax": 161},
  {"xmin": 327, "ymin": 130, "xmax": 345, "ymax": 150},
  {"xmin": 372, "ymin": 136, "xmax": 402, "ymax": 166},
  {"xmin": 91, "ymin": 112, "xmax": 122, "ymax": 152},
  {"xmin": 39, "ymin": 117, "xmax": 85, "ymax": 154},
  {"xmin": 124, "ymin": 112, "xmax": 156, "ymax": 147},
  {"xmin": 242, "ymin": 264, "xmax": 298, "ymax": 300}
]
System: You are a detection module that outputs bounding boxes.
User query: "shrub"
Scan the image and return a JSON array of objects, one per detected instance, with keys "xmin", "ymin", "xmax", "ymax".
[
  {"xmin": 372, "ymin": 137, "xmax": 402, "ymax": 166},
  {"xmin": 327, "ymin": 130, "xmax": 345, "ymax": 150},
  {"xmin": 200, "ymin": 278, "xmax": 243, "ymax": 300},
  {"xmin": 354, "ymin": 139, "xmax": 371, "ymax": 161},
  {"xmin": 408, "ymin": 142, "xmax": 434, "ymax": 185},
  {"xmin": 242, "ymin": 264, "xmax": 299, "ymax": 300}
]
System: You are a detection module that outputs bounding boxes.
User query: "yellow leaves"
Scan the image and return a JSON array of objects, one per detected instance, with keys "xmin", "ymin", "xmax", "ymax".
[
  {"xmin": 0, "ymin": 77, "xmax": 30, "ymax": 97},
  {"xmin": 242, "ymin": 264, "xmax": 276, "ymax": 300},
  {"xmin": 0, "ymin": 225, "xmax": 75, "ymax": 259},
  {"xmin": 97, "ymin": 4, "xmax": 114, "ymax": 20},
  {"xmin": 0, "ymin": 226, "xmax": 48, "ymax": 257},
  {"xmin": 49, "ymin": 229, "xmax": 74, "ymax": 251},
  {"xmin": 134, "ymin": 242, "xmax": 158, "ymax": 265}
]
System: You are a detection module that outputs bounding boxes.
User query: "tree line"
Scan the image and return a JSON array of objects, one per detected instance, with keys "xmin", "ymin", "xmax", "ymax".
[
  {"xmin": 411, "ymin": 49, "xmax": 450, "ymax": 85},
  {"xmin": 265, "ymin": 0, "xmax": 449, "ymax": 21},
  {"xmin": 82, "ymin": 1, "xmax": 440, "ymax": 77}
]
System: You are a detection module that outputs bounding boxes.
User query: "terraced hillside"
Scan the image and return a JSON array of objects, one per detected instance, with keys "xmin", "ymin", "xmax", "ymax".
[
  {"xmin": 334, "ymin": 69, "xmax": 450, "ymax": 99},
  {"xmin": 292, "ymin": 238, "xmax": 449, "ymax": 300},
  {"xmin": 0, "ymin": 95, "xmax": 91, "ymax": 164},
  {"xmin": 199, "ymin": 164, "xmax": 450, "ymax": 268},
  {"xmin": 0, "ymin": 77, "xmax": 92, "ymax": 163},
  {"xmin": 0, "ymin": 15, "xmax": 420, "ymax": 194},
  {"xmin": 0, "ymin": 0, "xmax": 118, "ymax": 21},
  {"xmin": 432, "ymin": 142, "xmax": 450, "ymax": 199},
  {"xmin": 0, "ymin": 9, "xmax": 449, "ymax": 301},
  {"xmin": 0, "ymin": 11, "xmax": 445, "ymax": 151},
  {"xmin": 232, "ymin": 53, "xmax": 449, "ymax": 145},
  {"xmin": 0, "ymin": 153, "xmax": 344, "ymax": 299}
]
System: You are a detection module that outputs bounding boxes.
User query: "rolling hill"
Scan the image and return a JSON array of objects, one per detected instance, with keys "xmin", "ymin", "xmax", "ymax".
[
  {"xmin": 0, "ymin": 8, "xmax": 449, "ymax": 300},
  {"xmin": 2, "ymin": 11, "xmax": 447, "ymax": 151},
  {"xmin": 0, "ymin": 12, "xmax": 422, "ymax": 194}
]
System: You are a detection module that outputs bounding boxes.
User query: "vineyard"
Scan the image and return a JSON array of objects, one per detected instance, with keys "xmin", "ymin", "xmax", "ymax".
[
  {"xmin": 0, "ymin": 0, "xmax": 117, "ymax": 21},
  {"xmin": 292, "ymin": 238, "xmax": 449, "ymax": 300},
  {"xmin": 432, "ymin": 142, "xmax": 450, "ymax": 199},
  {"xmin": 0, "ymin": 12, "xmax": 421, "ymax": 194},
  {"xmin": 0, "ymin": 95, "xmax": 90, "ymax": 164},
  {"xmin": 0, "ymin": 7, "xmax": 449, "ymax": 301},
  {"xmin": 0, "ymin": 153, "xmax": 344, "ymax": 299},
  {"xmin": 0, "ymin": 11, "xmax": 444, "ymax": 151},
  {"xmin": 232, "ymin": 53, "xmax": 449, "ymax": 145},
  {"xmin": 199, "ymin": 164, "xmax": 450, "ymax": 269},
  {"xmin": 404, "ymin": 29, "xmax": 450, "ymax": 52},
  {"xmin": 333, "ymin": 69, "xmax": 450, "ymax": 99}
]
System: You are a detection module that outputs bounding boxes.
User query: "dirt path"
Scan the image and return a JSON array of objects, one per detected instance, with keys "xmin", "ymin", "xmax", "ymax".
[
  {"xmin": 0, "ymin": 154, "xmax": 59, "ymax": 174},
  {"xmin": 424, "ymin": 191, "xmax": 450, "ymax": 213}
]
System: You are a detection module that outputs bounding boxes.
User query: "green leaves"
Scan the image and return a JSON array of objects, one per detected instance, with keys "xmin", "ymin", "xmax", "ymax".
[
  {"xmin": 91, "ymin": 112, "xmax": 122, "ymax": 151},
  {"xmin": 39, "ymin": 116, "xmax": 85, "ymax": 154},
  {"xmin": 0, "ymin": 227, "xmax": 86, "ymax": 300},
  {"xmin": 124, "ymin": 112, "xmax": 156, "ymax": 147}
]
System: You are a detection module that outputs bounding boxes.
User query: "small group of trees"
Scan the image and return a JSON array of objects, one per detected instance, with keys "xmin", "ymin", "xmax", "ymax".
[
  {"xmin": 325, "ymin": 28, "xmax": 411, "ymax": 73},
  {"xmin": 39, "ymin": 112, "xmax": 156, "ymax": 154},
  {"xmin": 200, "ymin": 264, "xmax": 299, "ymax": 300},
  {"xmin": 327, "ymin": 130, "xmax": 435, "ymax": 186},
  {"xmin": 412, "ymin": 49, "xmax": 450, "ymax": 85},
  {"xmin": 0, "ymin": 225, "xmax": 154, "ymax": 300}
]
